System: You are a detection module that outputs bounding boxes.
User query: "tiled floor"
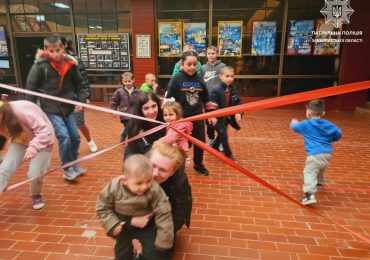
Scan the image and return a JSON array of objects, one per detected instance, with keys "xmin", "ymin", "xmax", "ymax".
[{"xmin": 0, "ymin": 106, "xmax": 369, "ymax": 260}]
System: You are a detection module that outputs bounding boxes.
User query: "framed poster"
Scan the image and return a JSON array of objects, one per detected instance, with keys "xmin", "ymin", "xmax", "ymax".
[
  {"xmin": 286, "ymin": 20, "xmax": 315, "ymax": 55},
  {"xmin": 77, "ymin": 33, "xmax": 130, "ymax": 71},
  {"xmin": 158, "ymin": 22, "xmax": 182, "ymax": 57},
  {"xmin": 313, "ymin": 18, "xmax": 342, "ymax": 56},
  {"xmin": 183, "ymin": 22, "xmax": 207, "ymax": 56},
  {"xmin": 251, "ymin": 21, "xmax": 277, "ymax": 56},
  {"xmin": 136, "ymin": 34, "xmax": 151, "ymax": 58},
  {"xmin": 0, "ymin": 26, "xmax": 10, "ymax": 69},
  {"xmin": 217, "ymin": 21, "xmax": 243, "ymax": 57}
]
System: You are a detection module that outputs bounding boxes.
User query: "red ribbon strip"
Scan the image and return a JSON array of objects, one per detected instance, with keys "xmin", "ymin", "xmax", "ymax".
[
  {"xmin": 170, "ymin": 124, "xmax": 370, "ymax": 244},
  {"xmin": 0, "ymin": 83, "xmax": 165, "ymax": 125},
  {"xmin": 177, "ymin": 80, "xmax": 370, "ymax": 123},
  {"xmin": 3, "ymin": 124, "xmax": 167, "ymax": 193}
]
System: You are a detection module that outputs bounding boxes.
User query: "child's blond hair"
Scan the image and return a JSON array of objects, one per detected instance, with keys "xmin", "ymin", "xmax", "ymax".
[
  {"xmin": 162, "ymin": 101, "xmax": 183, "ymax": 119},
  {"xmin": 145, "ymin": 73, "xmax": 156, "ymax": 81},
  {"xmin": 121, "ymin": 72, "xmax": 134, "ymax": 80},
  {"xmin": 220, "ymin": 66, "xmax": 235, "ymax": 75},
  {"xmin": 206, "ymin": 46, "xmax": 218, "ymax": 53},
  {"xmin": 123, "ymin": 154, "xmax": 152, "ymax": 179}
]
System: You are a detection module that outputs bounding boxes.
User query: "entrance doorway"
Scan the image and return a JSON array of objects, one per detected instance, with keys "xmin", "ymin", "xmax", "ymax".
[{"xmin": 15, "ymin": 36, "xmax": 44, "ymax": 88}]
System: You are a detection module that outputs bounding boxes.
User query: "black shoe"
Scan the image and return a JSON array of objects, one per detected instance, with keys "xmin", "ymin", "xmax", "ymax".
[
  {"xmin": 226, "ymin": 154, "xmax": 237, "ymax": 162},
  {"xmin": 194, "ymin": 164, "xmax": 209, "ymax": 176}
]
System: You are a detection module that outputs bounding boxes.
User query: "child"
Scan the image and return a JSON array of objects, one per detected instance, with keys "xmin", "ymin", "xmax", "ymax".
[
  {"xmin": 165, "ymin": 51, "xmax": 217, "ymax": 176},
  {"xmin": 26, "ymin": 34, "xmax": 86, "ymax": 181},
  {"xmin": 96, "ymin": 154, "xmax": 174, "ymax": 260},
  {"xmin": 110, "ymin": 72, "xmax": 141, "ymax": 142},
  {"xmin": 201, "ymin": 46, "xmax": 226, "ymax": 146},
  {"xmin": 61, "ymin": 36, "xmax": 98, "ymax": 153},
  {"xmin": 158, "ymin": 101, "xmax": 192, "ymax": 165},
  {"xmin": 0, "ymin": 100, "xmax": 55, "ymax": 210},
  {"xmin": 172, "ymin": 43, "xmax": 202, "ymax": 76},
  {"xmin": 291, "ymin": 99, "xmax": 342, "ymax": 205},
  {"xmin": 140, "ymin": 73, "xmax": 159, "ymax": 93},
  {"xmin": 209, "ymin": 66, "xmax": 242, "ymax": 162}
]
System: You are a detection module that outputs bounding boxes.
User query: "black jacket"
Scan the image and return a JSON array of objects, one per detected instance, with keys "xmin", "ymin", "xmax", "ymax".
[
  {"xmin": 66, "ymin": 50, "xmax": 91, "ymax": 99},
  {"xmin": 160, "ymin": 167, "xmax": 192, "ymax": 233},
  {"xmin": 26, "ymin": 56, "xmax": 86, "ymax": 116},
  {"xmin": 209, "ymin": 82, "xmax": 242, "ymax": 130},
  {"xmin": 166, "ymin": 70, "xmax": 209, "ymax": 117}
]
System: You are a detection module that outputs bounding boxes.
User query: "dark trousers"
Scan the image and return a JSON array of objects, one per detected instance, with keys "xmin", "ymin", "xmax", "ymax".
[
  {"xmin": 120, "ymin": 120, "xmax": 129, "ymax": 142},
  {"xmin": 206, "ymin": 121, "xmax": 215, "ymax": 140},
  {"xmin": 212, "ymin": 119, "xmax": 232, "ymax": 156},
  {"xmin": 190, "ymin": 120, "xmax": 205, "ymax": 166},
  {"xmin": 114, "ymin": 220, "xmax": 172, "ymax": 260},
  {"xmin": 0, "ymin": 135, "xmax": 7, "ymax": 150}
]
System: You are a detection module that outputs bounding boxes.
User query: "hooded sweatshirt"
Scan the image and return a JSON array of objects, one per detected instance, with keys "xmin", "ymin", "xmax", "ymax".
[
  {"xmin": 201, "ymin": 60, "xmax": 225, "ymax": 91},
  {"xmin": 290, "ymin": 118, "xmax": 342, "ymax": 155}
]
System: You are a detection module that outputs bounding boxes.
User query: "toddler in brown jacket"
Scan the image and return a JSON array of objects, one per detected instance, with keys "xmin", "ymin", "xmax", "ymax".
[{"xmin": 96, "ymin": 154, "xmax": 174, "ymax": 259}]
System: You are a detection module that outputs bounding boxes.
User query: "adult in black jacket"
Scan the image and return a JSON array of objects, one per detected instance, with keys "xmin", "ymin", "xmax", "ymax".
[{"xmin": 120, "ymin": 142, "xmax": 192, "ymax": 259}]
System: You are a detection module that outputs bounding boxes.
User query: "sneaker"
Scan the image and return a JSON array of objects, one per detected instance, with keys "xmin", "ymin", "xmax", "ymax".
[
  {"xmin": 219, "ymin": 144, "xmax": 224, "ymax": 152},
  {"xmin": 207, "ymin": 139, "xmax": 215, "ymax": 146},
  {"xmin": 73, "ymin": 165, "xmax": 86, "ymax": 176},
  {"xmin": 32, "ymin": 195, "xmax": 45, "ymax": 210},
  {"xmin": 194, "ymin": 164, "xmax": 209, "ymax": 176},
  {"xmin": 63, "ymin": 167, "xmax": 79, "ymax": 181},
  {"xmin": 88, "ymin": 140, "xmax": 98, "ymax": 153},
  {"xmin": 301, "ymin": 193, "xmax": 317, "ymax": 205}
]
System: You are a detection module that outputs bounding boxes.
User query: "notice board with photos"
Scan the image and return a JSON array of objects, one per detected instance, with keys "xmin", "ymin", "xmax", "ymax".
[{"xmin": 77, "ymin": 33, "xmax": 130, "ymax": 71}]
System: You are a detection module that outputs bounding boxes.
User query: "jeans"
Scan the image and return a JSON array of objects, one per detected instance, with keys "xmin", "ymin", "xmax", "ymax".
[
  {"xmin": 212, "ymin": 119, "xmax": 232, "ymax": 157},
  {"xmin": 47, "ymin": 113, "xmax": 80, "ymax": 165}
]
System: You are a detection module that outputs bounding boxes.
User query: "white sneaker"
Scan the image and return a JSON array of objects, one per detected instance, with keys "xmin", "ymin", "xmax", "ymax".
[
  {"xmin": 88, "ymin": 140, "xmax": 98, "ymax": 153},
  {"xmin": 301, "ymin": 193, "xmax": 317, "ymax": 205}
]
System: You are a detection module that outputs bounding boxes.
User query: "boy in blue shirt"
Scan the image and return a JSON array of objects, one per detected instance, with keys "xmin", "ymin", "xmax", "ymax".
[{"xmin": 291, "ymin": 99, "xmax": 342, "ymax": 205}]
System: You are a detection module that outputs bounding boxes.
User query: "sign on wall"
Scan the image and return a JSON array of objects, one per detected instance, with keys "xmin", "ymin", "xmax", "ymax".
[
  {"xmin": 136, "ymin": 34, "xmax": 151, "ymax": 58},
  {"xmin": 217, "ymin": 21, "xmax": 243, "ymax": 57},
  {"xmin": 77, "ymin": 33, "xmax": 130, "ymax": 71},
  {"xmin": 313, "ymin": 18, "xmax": 342, "ymax": 56},
  {"xmin": 251, "ymin": 21, "xmax": 277, "ymax": 56}
]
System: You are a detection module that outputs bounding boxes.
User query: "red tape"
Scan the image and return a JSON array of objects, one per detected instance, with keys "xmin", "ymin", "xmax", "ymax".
[{"xmin": 169, "ymin": 123, "xmax": 370, "ymax": 245}]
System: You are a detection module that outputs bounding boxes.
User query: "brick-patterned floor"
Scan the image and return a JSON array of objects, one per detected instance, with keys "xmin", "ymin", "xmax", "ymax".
[{"xmin": 0, "ymin": 106, "xmax": 369, "ymax": 260}]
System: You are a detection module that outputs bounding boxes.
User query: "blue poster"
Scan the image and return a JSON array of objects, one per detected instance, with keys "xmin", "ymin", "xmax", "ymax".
[
  {"xmin": 183, "ymin": 22, "xmax": 207, "ymax": 56},
  {"xmin": 286, "ymin": 20, "xmax": 315, "ymax": 55},
  {"xmin": 218, "ymin": 21, "xmax": 243, "ymax": 56},
  {"xmin": 158, "ymin": 22, "xmax": 182, "ymax": 57},
  {"xmin": 251, "ymin": 21, "xmax": 276, "ymax": 56},
  {"xmin": 0, "ymin": 26, "xmax": 9, "ymax": 69}
]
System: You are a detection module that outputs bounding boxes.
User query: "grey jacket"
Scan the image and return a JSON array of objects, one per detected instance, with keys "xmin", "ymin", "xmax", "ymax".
[
  {"xmin": 96, "ymin": 177, "xmax": 174, "ymax": 250},
  {"xmin": 201, "ymin": 60, "xmax": 225, "ymax": 91}
]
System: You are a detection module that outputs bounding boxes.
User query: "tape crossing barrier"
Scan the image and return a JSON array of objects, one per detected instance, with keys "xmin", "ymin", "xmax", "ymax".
[{"xmin": 1, "ymin": 81, "xmax": 370, "ymax": 244}]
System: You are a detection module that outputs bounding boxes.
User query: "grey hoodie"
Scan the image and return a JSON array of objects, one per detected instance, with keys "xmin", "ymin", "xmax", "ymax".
[{"xmin": 201, "ymin": 60, "xmax": 225, "ymax": 91}]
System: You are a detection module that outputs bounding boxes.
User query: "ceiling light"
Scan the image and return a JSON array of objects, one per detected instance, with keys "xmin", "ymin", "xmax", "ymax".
[{"xmin": 54, "ymin": 3, "xmax": 70, "ymax": 9}]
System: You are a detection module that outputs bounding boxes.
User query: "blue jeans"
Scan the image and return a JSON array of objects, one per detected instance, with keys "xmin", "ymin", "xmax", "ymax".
[{"xmin": 47, "ymin": 113, "xmax": 80, "ymax": 165}]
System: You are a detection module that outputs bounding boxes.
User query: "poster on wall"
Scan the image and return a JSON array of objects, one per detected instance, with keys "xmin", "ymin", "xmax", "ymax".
[
  {"xmin": 286, "ymin": 20, "xmax": 315, "ymax": 55},
  {"xmin": 0, "ymin": 26, "xmax": 10, "ymax": 69},
  {"xmin": 183, "ymin": 22, "xmax": 207, "ymax": 56},
  {"xmin": 251, "ymin": 21, "xmax": 277, "ymax": 56},
  {"xmin": 313, "ymin": 18, "xmax": 342, "ymax": 56},
  {"xmin": 217, "ymin": 21, "xmax": 243, "ymax": 56},
  {"xmin": 77, "ymin": 33, "xmax": 130, "ymax": 70},
  {"xmin": 158, "ymin": 22, "xmax": 182, "ymax": 57}
]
